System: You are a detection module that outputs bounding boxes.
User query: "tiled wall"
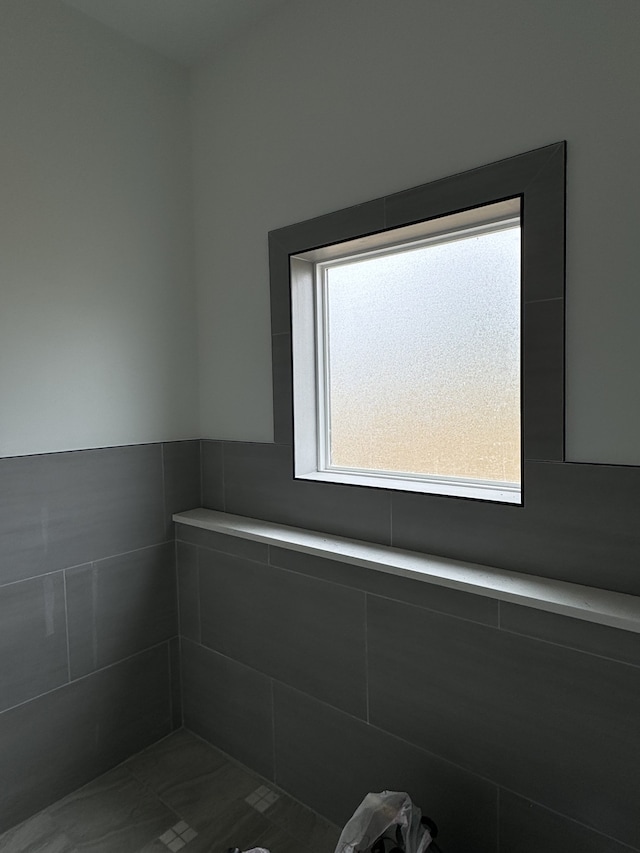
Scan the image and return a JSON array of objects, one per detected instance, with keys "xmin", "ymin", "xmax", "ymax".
[
  {"xmin": 182, "ymin": 439, "xmax": 640, "ymax": 853},
  {"xmin": 0, "ymin": 440, "xmax": 201, "ymax": 833}
]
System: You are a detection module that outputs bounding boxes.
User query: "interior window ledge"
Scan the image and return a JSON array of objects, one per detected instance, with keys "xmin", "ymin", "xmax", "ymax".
[{"xmin": 173, "ymin": 508, "xmax": 640, "ymax": 635}]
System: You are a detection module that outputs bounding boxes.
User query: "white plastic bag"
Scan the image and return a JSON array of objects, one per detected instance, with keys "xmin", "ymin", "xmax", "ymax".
[{"xmin": 334, "ymin": 791, "xmax": 433, "ymax": 853}]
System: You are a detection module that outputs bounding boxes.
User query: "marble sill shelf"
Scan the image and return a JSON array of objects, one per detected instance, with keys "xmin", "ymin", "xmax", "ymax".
[{"xmin": 173, "ymin": 508, "xmax": 640, "ymax": 635}]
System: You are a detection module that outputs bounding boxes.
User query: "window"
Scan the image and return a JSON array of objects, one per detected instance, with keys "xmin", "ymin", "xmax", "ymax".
[
  {"xmin": 270, "ymin": 142, "xmax": 566, "ymax": 507},
  {"xmin": 290, "ymin": 199, "xmax": 522, "ymax": 503}
]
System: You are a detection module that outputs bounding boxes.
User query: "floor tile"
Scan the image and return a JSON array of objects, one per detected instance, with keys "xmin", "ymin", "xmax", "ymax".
[
  {"xmin": 0, "ymin": 730, "xmax": 342, "ymax": 853},
  {"xmin": 126, "ymin": 730, "xmax": 228, "ymax": 796},
  {"xmin": 48, "ymin": 765, "xmax": 178, "ymax": 853},
  {"xmin": 0, "ymin": 811, "xmax": 77, "ymax": 853}
]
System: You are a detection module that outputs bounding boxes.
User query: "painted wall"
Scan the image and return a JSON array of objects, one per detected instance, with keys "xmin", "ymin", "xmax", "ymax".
[
  {"xmin": 191, "ymin": 0, "xmax": 640, "ymax": 465},
  {"xmin": 0, "ymin": 0, "xmax": 198, "ymax": 458}
]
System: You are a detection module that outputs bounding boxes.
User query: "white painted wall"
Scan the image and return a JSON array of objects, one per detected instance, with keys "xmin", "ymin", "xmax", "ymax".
[
  {"xmin": 0, "ymin": 0, "xmax": 198, "ymax": 457},
  {"xmin": 191, "ymin": 0, "xmax": 640, "ymax": 465}
]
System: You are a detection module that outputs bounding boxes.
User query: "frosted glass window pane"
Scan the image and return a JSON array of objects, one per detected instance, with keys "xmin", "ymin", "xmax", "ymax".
[{"xmin": 324, "ymin": 225, "xmax": 521, "ymax": 485}]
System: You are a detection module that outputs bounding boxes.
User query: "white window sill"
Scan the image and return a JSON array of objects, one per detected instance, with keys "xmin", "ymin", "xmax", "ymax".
[{"xmin": 173, "ymin": 508, "xmax": 640, "ymax": 635}]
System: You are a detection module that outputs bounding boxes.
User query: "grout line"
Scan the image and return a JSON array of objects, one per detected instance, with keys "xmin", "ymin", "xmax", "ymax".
[
  {"xmin": 62, "ymin": 569, "xmax": 72, "ymax": 684},
  {"xmin": 177, "ymin": 633, "xmax": 185, "ymax": 728},
  {"xmin": 195, "ymin": 546, "xmax": 202, "ymax": 646},
  {"xmin": 496, "ymin": 623, "xmax": 640, "ymax": 671},
  {"xmin": 524, "ymin": 295, "xmax": 564, "ymax": 305},
  {"xmin": 389, "ymin": 496, "xmax": 394, "ymax": 547},
  {"xmin": 495, "ymin": 786, "xmax": 640, "ymax": 853},
  {"xmin": 91, "ymin": 540, "xmax": 175, "ymax": 567},
  {"xmin": 0, "ymin": 565, "xmax": 85, "ymax": 591},
  {"xmin": 364, "ymin": 593, "xmax": 370, "ymax": 724},
  {"xmin": 198, "ymin": 439, "xmax": 204, "ymax": 508},
  {"xmin": 174, "ymin": 538, "xmax": 182, "ymax": 638},
  {"xmin": 0, "ymin": 640, "xmax": 173, "ymax": 718},
  {"xmin": 167, "ymin": 641, "xmax": 174, "ymax": 728},
  {"xmin": 271, "ymin": 679, "xmax": 277, "ymax": 784}
]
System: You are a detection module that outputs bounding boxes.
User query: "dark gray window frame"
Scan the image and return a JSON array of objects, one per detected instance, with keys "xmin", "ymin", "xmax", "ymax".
[{"xmin": 269, "ymin": 142, "xmax": 566, "ymax": 507}]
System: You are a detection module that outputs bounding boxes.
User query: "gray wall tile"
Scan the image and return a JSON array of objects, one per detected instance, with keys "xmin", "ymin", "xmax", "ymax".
[
  {"xmin": 0, "ymin": 572, "xmax": 69, "ymax": 712},
  {"xmin": 177, "ymin": 523, "xmax": 268, "ymax": 563},
  {"xmin": 269, "ymin": 546, "xmax": 498, "ymax": 627},
  {"xmin": 0, "ymin": 645, "xmax": 171, "ymax": 834},
  {"xmin": 391, "ymin": 460, "xmax": 640, "ymax": 595},
  {"xmin": 0, "ymin": 445, "xmax": 166, "ymax": 586},
  {"xmin": 177, "ymin": 541, "xmax": 200, "ymax": 643},
  {"xmin": 222, "ymin": 441, "xmax": 391, "ymax": 545},
  {"xmin": 273, "ymin": 682, "xmax": 498, "ymax": 853},
  {"xmin": 199, "ymin": 549, "xmax": 367, "ymax": 718},
  {"xmin": 66, "ymin": 542, "xmax": 177, "ymax": 679},
  {"xmin": 367, "ymin": 595, "xmax": 640, "ymax": 849},
  {"xmin": 201, "ymin": 440, "xmax": 225, "ymax": 510},
  {"xmin": 181, "ymin": 639, "xmax": 274, "ymax": 779},
  {"xmin": 163, "ymin": 440, "xmax": 201, "ymax": 537},
  {"xmin": 499, "ymin": 791, "xmax": 633, "ymax": 853},
  {"xmin": 501, "ymin": 603, "xmax": 640, "ymax": 669}
]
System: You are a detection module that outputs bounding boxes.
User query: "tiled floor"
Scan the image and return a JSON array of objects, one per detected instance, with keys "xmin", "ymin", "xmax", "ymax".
[{"xmin": 0, "ymin": 730, "xmax": 342, "ymax": 853}]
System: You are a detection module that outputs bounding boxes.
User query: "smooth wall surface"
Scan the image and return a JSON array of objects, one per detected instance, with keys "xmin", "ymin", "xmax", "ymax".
[
  {"xmin": 0, "ymin": 440, "xmax": 201, "ymax": 833},
  {"xmin": 177, "ymin": 518, "xmax": 640, "ymax": 853},
  {"xmin": 191, "ymin": 0, "xmax": 640, "ymax": 465},
  {"xmin": 0, "ymin": 0, "xmax": 199, "ymax": 458}
]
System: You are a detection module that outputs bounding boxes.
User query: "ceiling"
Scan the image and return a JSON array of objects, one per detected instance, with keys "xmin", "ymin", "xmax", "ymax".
[{"xmin": 62, "ymin": 0, "xmax": 291, "ymax": 66}]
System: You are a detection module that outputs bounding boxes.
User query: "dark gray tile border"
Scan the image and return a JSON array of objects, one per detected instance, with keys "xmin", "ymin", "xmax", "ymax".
[
  {"xmin": 162, "ymin": 441, "xmax": 201, "ymax": 538},
  {"xmin": 177, "ymin": 541, "xmax": 200, "ymax": 644},
  {"xmin": 273, "ymin": 682, "xmax": 498, "ymax": 853},
  {"xmin": 66, "ymin": 543, "xmax": 177, "ymax": 679},
  {"xmin": 268, "ymin": 143, "xmax": 566, "ymax": 498},
  {"xmin": 198, "ymin": 550, "xmax": 367, "ymax": 718},
  {"xmin": 0, "ymin": 444, "xmax": 166, "ymax": 587},
  {"xmin": 384, "ymin": 144, "xmax": 559, "ymax": 232},
  {"xmin": 201, "ymin": 440, "xmax": 224, "ymax": 511},
  {"xmin": 367, "ymin": 595, "xmax": 640, "ymax": 849},
  {"xmin": 269, "ymin": 546, "xmax": 498, "ymax": 627},
  {"xmin": 272, "ymin": 332, "xmax": 293, "ymax": 446},
  {"xmin": 521, "ymin": 144, "xmax": 566, "ymax": 303},
  {"xmin": 523, "ymin": 298, "xmax": 565, "ymax": 462},
  {"xmin": 269, "ymin": 200, "xmax": 386, "ymax": 335},
  {"xmin": 498, "ymin": 791, "xmax": 635, "ymax": 853},
  {"xmin": 181, "ymin": 639, "xmax": 274, "ymax": 780},
  {"xmin": 0, "ymin": 645, "xmax": 171, "ymax": 834},
  {"xmin": 0, "ymin": 572, "xmax": 69, "ymax": 712},
  {"xmin": 500, "ymin": 602, "xmax": 640, "ymax": 669},
  {"xmin": 222, "ymin": 441, "xmax": 391, "ymax": 545},
  {"xmin": 177, "ymin": 523, "xmax": 268, "ymax": 563}
]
